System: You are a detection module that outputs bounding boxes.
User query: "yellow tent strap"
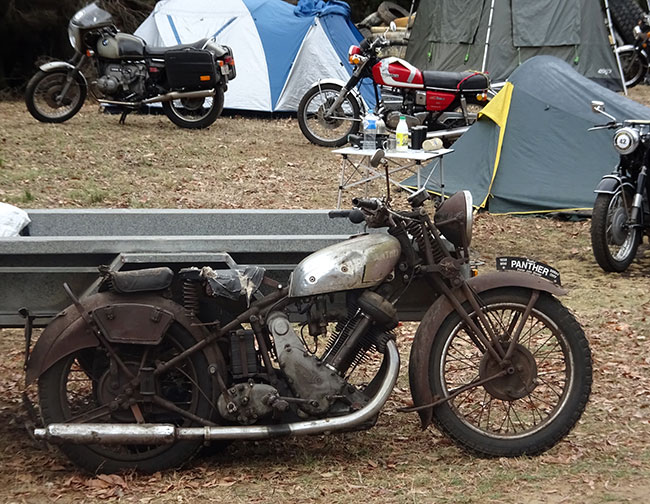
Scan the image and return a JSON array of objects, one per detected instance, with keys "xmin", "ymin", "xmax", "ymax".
[{"xmin": 475, "ymin": 81, "xmax": 514, "ymax": 209}]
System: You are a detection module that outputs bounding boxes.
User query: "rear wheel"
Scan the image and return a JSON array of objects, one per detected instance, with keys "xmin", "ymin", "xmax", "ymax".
[
  {"xmin": 591, "ymin": 190, "xmax": 641, "ymax": 272},
  {"xmin": 609, "ymin": 0, "xmax": 647, "ymax": 44},
  {"xmin": 616, "ymin": 46, "xmax": 648, "ymax": 88},
  {"xmin": 38, "ymin": 323, "xmax": 216, "ymax": 473},
  {"xmin": 25, "ymin": 69, "xmax": 86, "ymax": 123},
  {"xmin": 162, "ymin": 87, "xmax": 224, "ymax": 129},
  {"xmin": 298, "ymin": 82, "xmax": 361, "ymax": 147},
  {"xmin": 427, "ymin": 289, "xmax": 592, "ymax": 457}
]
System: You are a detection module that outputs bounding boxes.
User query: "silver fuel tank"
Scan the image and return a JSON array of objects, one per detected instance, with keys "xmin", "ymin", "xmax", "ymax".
[{"xmin": 288, "ymin": 233, "xmax": 401, "ymax": 297}]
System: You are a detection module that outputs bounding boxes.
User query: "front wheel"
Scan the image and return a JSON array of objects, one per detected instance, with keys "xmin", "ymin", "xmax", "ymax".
[
  {"xmin": 297, "ymin": 82, "xmax": 361, "ymax": 147},
  {"xmin": 427, "ymin": 288, "xmax": 592, "ymax": 457},
  {"xmin": 162, "ymin": 87, "xmax": 224, "ymax": 129},
  {"xmin": 591, "ymin": 190, "xmax": 641, "ymax": 272},
  {"xmin": 616, "ymin": 47, "xmax": 648, "ymax": 88},
  {"xmin": 25, "ymin": 69, "xmax": 86, "ymax": 123}
]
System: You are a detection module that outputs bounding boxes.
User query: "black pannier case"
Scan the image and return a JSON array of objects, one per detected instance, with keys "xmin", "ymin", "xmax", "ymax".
[{"xmin": 164, "ymin": 48, "xmax": 217, "ymax": 90}]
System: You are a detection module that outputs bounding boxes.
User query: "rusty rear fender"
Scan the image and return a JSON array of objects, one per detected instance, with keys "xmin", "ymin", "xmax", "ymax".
[
  {"xmin": 408, "ymin": 270, "xmax": 566, "ymax": 429},
  {"xmin": 25, "ymin": 291, "xmax": 219, "ymax": 386}
]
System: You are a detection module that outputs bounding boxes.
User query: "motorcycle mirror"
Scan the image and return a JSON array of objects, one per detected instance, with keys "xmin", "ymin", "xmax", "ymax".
[
  {"xmin": 370, "ymin": 149, "xmax": 385, "ymax": 168},
  {"xmin": 590, "ymin": 100, "xmax": 617, "ymax": 123},
  {"xmin": 590, "ymin": 100, "xmax": 605, "ymax": 114}
]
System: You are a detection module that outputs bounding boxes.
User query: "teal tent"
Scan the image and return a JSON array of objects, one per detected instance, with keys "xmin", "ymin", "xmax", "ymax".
[{"xmin": 403, "ymin": 56, "xmax": 650, "ymax": 214}]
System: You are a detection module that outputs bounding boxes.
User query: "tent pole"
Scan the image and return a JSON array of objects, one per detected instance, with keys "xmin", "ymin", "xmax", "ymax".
[
  {"xmin": 481, "ymin": 0, "xmax": 496, "ymax": 73},
  {"xmin": 402, "ymin": 0, "xmax": 417, "ymax": 58},
  {"xmin": 603, "ymin": 0, "xmax": 628, "ymax": 94}
]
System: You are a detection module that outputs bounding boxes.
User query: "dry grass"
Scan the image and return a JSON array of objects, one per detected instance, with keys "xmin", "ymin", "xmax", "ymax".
[{"xmin": 1, "ymin": 88, "xmax": 650, "ymax": 503}]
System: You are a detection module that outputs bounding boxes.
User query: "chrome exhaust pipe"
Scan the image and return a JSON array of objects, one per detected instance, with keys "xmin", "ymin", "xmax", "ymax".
[
  {"xmin": 99, "ymin": 89, "xmax": 216, "ymax": 108},
  {"xmin": 143, "ymin": 89, "xmax": 216, "ymax": 104},
  {"xmin": 426, "ymin": 126, "xmax": 471, "ymax": 141},
  {"xmin": 33, "ymin": 340, "xmax": 400, "ymax": 445}
]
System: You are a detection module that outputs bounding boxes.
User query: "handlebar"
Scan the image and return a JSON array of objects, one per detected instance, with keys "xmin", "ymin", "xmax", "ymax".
[
  {"xmin": 328, "ymin": 209, "xmax": 366, "ymax": 224},
  {"xmin": 352, "ymin": 197, "xmax": 380, "ymax": 210},
  {"xmin": 588, "ymin": 122, "xmax": 620, "ymax": 131}
]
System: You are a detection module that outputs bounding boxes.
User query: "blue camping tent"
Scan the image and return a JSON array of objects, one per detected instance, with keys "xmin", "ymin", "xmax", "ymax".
[{"xmin": 135, "ymin": 0, "xmax": 373, "ymax": 112}]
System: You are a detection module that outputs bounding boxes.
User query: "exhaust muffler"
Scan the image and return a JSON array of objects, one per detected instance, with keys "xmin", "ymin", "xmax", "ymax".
[
  {"xmin": 99, "ymin": 89, "xmax": 216, "ymax": 108},
  {"xmin": 33, "ymin": 341, "xmax": 400, "ymax": 445},
  {"xmin": 426, "ymin": 126, "xmax": 471, "ymax": 141}
]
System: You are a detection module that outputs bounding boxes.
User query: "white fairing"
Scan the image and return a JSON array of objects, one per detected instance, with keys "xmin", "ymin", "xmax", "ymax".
[{"xmin": 288, "ymin": 234, "xmax": 401, "ymax": 297}]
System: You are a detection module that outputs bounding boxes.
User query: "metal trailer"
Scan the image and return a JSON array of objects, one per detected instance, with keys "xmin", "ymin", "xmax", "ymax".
[{"xmin": 0, "ymin": 209, "xmax": 434, "ymax": 328}]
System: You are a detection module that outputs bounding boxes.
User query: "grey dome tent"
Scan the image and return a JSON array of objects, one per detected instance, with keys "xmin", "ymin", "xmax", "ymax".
[
  {"xmin": 403, "ymin": 56, "xmax": 650, "ymax": 215},
  {"xmin": 405, "ymin": 0, "xmax": 624, "ymax": 90}
]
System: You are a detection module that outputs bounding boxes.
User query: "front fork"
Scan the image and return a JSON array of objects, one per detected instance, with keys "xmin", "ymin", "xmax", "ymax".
[
  {"xmin": 629, "ymin": 165, "xmax": 648, "ymax": 227},
  {"xmin": 56, "ymin": 54, "xmax": 87, "ymax": 105},
  {"xmin": 323, "ymin": 70, "xmax": 363, "ymax": 118}
]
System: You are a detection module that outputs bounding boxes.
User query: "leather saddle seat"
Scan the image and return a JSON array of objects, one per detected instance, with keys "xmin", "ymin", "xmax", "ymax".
[
  {"xmin": 109, "ymin": 267, "xmax": 174, "ymax": 293},
  {"xmin": 422, "ymin": 71, "xmax": 490, "ymax": 92},
  {"xmin": 144, "ymin": 38, "xmax": 210, "ymax": 57}
]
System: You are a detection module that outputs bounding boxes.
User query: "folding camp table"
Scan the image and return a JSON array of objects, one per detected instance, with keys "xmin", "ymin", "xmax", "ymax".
[{"xmin": 332, "ymin": 146, "xmax": 453, "ymax": 208}]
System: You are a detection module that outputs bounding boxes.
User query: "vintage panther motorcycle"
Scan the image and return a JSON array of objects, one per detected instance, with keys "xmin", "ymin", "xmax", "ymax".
[
  {"xmin": 590, "ymin": 100, "xmax": 650, "ymax": 272},
  {"xmin": 26, "ymin": 153, "xmax": 592, "ymax": 473},
  {"xmin": 25, "ymin": 3, "xmax": 236, "ymax": 129},
  {"xmin": 297, "ymin": 24, "xmax": 493, "ymax": 147}
]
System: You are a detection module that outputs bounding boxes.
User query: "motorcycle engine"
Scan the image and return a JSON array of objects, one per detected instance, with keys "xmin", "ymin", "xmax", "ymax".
[
  {"xmin": 385, "ymin": 110, "xmax": 426, "ymax": 130},
  {"xmin": 96, "ymin": 63, "xmax": 147, "ymax": 99}
]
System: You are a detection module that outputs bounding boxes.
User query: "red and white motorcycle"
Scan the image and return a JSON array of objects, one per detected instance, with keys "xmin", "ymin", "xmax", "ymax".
[{"xmin": 297, "ymin": 24, "xmax": 495, "ymax": 147}]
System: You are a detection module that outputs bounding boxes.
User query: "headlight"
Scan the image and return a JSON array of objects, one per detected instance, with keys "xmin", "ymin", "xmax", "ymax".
[
  {"xmin": 434, "ymin": 190, "xmax": 474, "ymax": 248},
  {"xmin": 613, "ymin": 127, "xmax": 640, "ymax": 155}
]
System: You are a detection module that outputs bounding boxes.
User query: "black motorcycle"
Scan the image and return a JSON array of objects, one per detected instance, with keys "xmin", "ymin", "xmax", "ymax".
[
  {"xmin": 25, "ymin": 2, "xmax": 236, "ymax": 129},
  {"xmin": 589, "ymin": 100, "xmax": 649, "ymax": 271}
]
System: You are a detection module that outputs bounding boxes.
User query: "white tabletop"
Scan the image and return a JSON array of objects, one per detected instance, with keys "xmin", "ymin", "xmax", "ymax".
[{"xmin": 332, "ymin": 146, "xmax": 453, "ymax": 161}]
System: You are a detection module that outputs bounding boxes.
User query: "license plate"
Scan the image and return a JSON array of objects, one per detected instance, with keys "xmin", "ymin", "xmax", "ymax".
[{"xmin": 496, "ymin": 256, "xmax": 561, "ymax": 285}]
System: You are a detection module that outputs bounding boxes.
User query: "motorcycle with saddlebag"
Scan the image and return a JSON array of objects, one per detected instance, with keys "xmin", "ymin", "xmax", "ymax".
[
  {"xmin": 24, "ymin": 152, "xmax": 592, "ymax": 473},
  {"xmin": 25, "ymin": 2, "xmax": 236, "ymax": 129}
]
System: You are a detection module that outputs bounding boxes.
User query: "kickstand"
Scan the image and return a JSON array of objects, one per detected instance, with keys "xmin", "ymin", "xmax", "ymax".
[{"xmin": 118, "ymin": 110, "xmax": 130, "ymax": 125}]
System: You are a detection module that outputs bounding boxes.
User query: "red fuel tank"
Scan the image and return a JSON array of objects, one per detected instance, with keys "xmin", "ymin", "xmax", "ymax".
[{"xmin": 372, "ymin": 57, "xmax": 424, "ymax": 89}]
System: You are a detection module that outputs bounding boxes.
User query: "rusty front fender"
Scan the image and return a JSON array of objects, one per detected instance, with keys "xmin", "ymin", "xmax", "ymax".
[
  {"xmin": 408, "ymin": 270, "xmax": 566, "ymax": 428},
  {"xmin": 25, "ymin": 291, "xmax": 217, "ymax": 386}
]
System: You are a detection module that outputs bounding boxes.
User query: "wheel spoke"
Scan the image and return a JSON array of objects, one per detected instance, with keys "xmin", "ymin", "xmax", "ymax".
[{"xmin": 437, "ymin": 297, "xmax": 579, "ymax": 439}]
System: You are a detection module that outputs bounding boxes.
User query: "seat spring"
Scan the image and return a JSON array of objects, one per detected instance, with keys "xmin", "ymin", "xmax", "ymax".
[{"xmin": 182, "ymin": 280, "xmax": 201, "ymax": 318}]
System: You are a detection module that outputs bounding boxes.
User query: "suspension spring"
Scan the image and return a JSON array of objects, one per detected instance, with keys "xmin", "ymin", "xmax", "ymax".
[
  {"xmin": 182, "ymin": 280, "xmax": 201, "ymax": 318},
  {"xmin": 406, "ymin": 220, "xmax": 445, "ymax": 263}
]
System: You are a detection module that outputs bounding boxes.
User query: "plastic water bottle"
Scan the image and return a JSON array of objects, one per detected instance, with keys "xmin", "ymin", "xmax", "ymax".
[
  {"xmin": 396, "ymin": 115, "xmax": 409, "ymax": 151},
  {"xmin": 362, "ymin": 110, "xmax": 378, "ymax": 150}
]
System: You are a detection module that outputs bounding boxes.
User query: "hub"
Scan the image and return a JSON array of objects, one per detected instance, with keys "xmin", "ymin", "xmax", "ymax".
[{"xmin": 479, "ymin": 343, "xmax": 538, "ymax": 401}]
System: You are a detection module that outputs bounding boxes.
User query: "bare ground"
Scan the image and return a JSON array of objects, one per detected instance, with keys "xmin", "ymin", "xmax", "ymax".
[{"xmin": 0, "ymin": 87, "xmax": 650, "ymax": 503}]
